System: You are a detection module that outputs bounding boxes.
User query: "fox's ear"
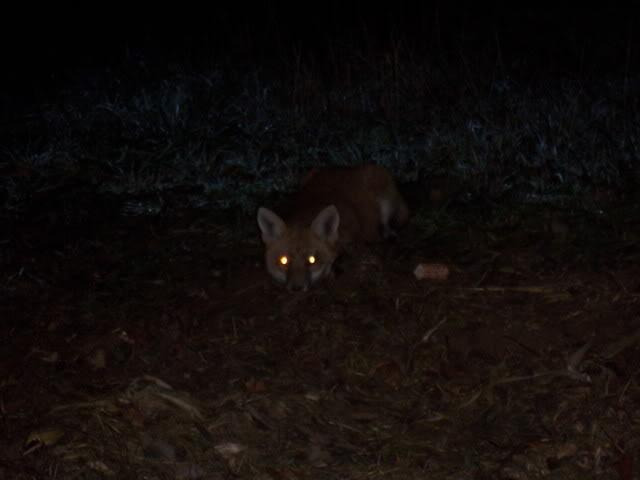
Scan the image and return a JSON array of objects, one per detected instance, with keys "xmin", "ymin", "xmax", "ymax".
[
  {"xmin": 311, "ymin": 205, "xmax": 340, "ymax": 245},
  {"xmin": 257, "ymin": 207, "xmax": 286, "ymax": 244}
]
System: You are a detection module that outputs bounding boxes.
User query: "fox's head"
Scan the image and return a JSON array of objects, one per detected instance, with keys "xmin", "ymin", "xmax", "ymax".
[{"xmin": 257, "ymin": 205, "xmax": 340, "ymax": 291}]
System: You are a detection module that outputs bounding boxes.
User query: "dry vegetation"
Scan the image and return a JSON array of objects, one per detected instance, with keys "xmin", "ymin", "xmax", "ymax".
[{"xmin": 2, "ymin": 203, "xmax": 639, "ymax": 479}]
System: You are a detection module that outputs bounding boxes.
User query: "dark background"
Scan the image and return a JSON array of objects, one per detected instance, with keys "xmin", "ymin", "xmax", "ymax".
[{"xmin": 3, "ymin": 4, "xmax": 638, "ymax": 103}]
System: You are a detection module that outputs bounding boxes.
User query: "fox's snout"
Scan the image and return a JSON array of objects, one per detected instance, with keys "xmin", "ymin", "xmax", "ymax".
[
  {"xmin": 286, "ymin": 279, "xmax": 309, "ymax": 292},
  {"xmin": 284, "ymin": 263, "xmax": 311, "ymax": 292}
]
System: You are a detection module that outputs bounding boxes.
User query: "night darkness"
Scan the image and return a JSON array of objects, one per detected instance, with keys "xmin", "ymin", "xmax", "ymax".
[
  {"xmin": 4, "ymin": 5, "xmax": 639, "ymax": 106},
  {"xmin": 2, "ymin": 4, "xmax": 640, "ymax": 479}
]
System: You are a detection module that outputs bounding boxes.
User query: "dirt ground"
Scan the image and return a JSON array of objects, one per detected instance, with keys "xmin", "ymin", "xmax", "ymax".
[{"xmin": 1, "ymin": 201, "xmax": 639, "ymax": 479}]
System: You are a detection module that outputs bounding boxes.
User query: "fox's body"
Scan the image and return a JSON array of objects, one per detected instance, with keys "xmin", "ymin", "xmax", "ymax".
[{"xmin": 257, "ymin": 164, "xmax": 408, "ymax": 291}]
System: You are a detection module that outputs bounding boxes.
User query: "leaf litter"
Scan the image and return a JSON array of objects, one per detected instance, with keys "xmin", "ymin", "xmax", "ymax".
[{"xmin": 1, "ymin": 204, "xmax": 639, "ymax": 479}]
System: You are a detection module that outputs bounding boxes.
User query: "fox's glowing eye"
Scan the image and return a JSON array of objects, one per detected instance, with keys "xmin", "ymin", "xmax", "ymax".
[
  {"xmin": 279, "ymin": 256, "xmax": 288, "ymax": 266},
  {"xmin": 307, "ymin": 255, "xmax": 316, "ymax": 265}
]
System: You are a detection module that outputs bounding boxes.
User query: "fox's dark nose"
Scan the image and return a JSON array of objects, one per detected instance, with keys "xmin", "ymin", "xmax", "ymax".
[{"xmin": 287, "ymin": 282, "xmax": 308, "ymax": 292}]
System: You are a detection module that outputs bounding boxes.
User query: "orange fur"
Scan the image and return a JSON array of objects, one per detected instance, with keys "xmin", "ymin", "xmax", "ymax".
[{"xmin": 257, "ymin": 164, "xmax": 408, "ymax": 291}]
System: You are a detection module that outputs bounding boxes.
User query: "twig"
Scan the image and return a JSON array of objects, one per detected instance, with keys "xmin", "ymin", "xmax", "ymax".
[{"xmin": 421, "ymin": 317, "xmax": 447, "ymax": 343}]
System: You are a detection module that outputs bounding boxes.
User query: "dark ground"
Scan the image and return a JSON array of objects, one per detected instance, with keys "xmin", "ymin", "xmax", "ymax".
[{"xmin": 1, "ymin": 193, "xmax": 639, "ymax": 478}]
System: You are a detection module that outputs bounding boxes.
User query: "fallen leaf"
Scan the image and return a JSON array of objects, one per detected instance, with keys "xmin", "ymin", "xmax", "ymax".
[{"xmin": 414, "ymin": 263, "xmax": 450, "ymax": 281}]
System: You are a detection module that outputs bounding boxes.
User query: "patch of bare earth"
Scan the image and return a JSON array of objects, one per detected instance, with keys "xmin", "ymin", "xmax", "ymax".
[{"xmin": 1, "ymin": 207, "xmax": 639, "ymax": 479}]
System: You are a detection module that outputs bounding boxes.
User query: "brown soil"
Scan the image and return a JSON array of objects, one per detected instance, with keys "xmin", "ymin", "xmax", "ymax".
[{"xmin": 1, "ymin": 205, "xmax": 639, "ymax": 479}]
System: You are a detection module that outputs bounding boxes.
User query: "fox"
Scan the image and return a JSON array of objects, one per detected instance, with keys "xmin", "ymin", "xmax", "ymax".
[{"xmin": 257, "ymin": 164, "xmax": 409, "ymax": 291}]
